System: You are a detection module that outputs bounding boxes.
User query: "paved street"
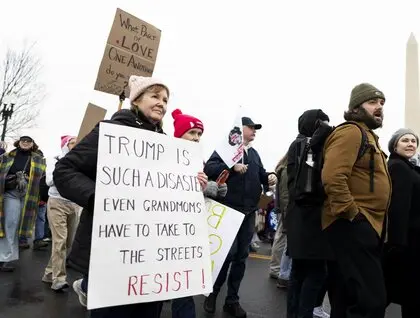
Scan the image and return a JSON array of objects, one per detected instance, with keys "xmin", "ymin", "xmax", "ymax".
[{"xmin": 0, "ymin": 243, "xmax": 401, "ymax": 318}]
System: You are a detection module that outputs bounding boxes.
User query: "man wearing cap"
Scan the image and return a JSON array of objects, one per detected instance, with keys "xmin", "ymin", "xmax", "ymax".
[
  {"xmin": 321, "ymin": 83, "xmax": 391, "ymax": 318},
  {"xmin": 203, "ymin": 117, "xmax": 276, "ymax": 318}
]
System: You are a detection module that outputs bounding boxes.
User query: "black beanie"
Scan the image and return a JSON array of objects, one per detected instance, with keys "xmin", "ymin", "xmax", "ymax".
[{"xmin": 349, "ymin": 83, "xmax": 385, "ymax": 110}]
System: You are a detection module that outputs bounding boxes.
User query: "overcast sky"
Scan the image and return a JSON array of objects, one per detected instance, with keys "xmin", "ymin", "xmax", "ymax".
[{"xmin": 0, "ymin": 0, "xmax": 419, "ymax": 170}]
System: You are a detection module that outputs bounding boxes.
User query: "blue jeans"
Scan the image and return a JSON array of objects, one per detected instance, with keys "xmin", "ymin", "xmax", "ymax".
[
  {"xmin": 171, "ymin": 297, "xmax": 196, "ymax": 318},
  {"xmin": 35, "ymin": 204, "xmax": 47, "ymax": 241},
  {"xmin": 0, "ymin": 190, "xmax": 24, "ymax": 262}
]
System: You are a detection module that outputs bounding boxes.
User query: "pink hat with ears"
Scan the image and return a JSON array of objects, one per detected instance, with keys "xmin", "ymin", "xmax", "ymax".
[{"xmin": 61, "ymin": 135, "xmax": 76, "ymax": 149}]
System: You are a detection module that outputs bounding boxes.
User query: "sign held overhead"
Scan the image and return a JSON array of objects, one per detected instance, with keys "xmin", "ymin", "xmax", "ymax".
[{"xmin": 94, "ymin": 8, "xmax": 161, "ymax": 97}]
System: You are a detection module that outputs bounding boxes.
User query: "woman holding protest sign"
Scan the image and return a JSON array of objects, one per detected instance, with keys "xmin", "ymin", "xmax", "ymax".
[
  {"xmin": 53, "ymin": 75, "xmax": 172, "ymax": 317},
  {"xmin": 170, "ymin": 108, "xmax": 228, "ymax": 318}
]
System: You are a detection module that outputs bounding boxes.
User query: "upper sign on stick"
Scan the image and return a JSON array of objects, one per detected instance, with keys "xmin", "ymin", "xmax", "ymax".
[{"xmin": 94, "ymin": 8, "xmax": 161, "ymax": 97}]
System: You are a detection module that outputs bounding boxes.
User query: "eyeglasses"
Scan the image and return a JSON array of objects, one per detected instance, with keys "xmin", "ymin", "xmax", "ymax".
[{"xmin": 20, "ymin": 138, "xmax": 33, "ymax": 143}]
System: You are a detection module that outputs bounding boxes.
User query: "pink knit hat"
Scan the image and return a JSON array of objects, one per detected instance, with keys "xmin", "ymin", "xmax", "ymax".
[
  {"xmin": 128, "ymin": 75, "xmax": 170, "ymax": 102},
  {"xmin": 172, "ymin": 109, "xmax": 204, "ymax": 138},
  {"xmin": 61, "ymin": 135, "xmax": 76, "ymax": 149}
]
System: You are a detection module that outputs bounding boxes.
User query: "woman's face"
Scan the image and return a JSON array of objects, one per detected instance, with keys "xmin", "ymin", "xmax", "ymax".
[
  {"xmin": 132, "ymin": 87, "xmax": 169, "ymax": 124},
  {"xmin": 19, "ymin": 137, "xmax": 34, "ymax": 151},
  {"xmin": 396, "ymin": 134, "xmax": 418, "ymax": 159}
]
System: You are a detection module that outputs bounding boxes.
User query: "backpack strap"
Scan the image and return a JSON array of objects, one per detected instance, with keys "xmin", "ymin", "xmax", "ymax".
[
  {"xmin": 334, "ymin": 122, "xmax": 374, "ymax": 192},
  {"xmin": 368, "ymin": 146, "xmax": 375, "ymax": 192}
]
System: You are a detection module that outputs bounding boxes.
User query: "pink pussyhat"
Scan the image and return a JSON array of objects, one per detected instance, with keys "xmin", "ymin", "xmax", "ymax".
[{"xmin": 61, "ymin": 135, "xmax": 76, "ymax": 149}]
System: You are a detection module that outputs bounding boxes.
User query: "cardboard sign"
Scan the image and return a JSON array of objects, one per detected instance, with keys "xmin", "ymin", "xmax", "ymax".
[
  {"xmin": 87, "ymin": 123, "xmax": 213, "ymax": 309},
  {"xmin": 205, "ymin": 198, "xmax": 244, "ymax": 284},
  {"xmin": 77, "ymin": 104, "xmax": 107, "ymax": 142},
  {"xmin": 94, "ymin": 8, "xmax": 161, "ymax": 96}
]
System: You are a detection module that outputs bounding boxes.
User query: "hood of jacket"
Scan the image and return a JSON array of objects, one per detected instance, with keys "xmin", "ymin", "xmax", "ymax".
[{"xmin": 298, "ymin": 109, "xmax": 329, "ymax": 137}]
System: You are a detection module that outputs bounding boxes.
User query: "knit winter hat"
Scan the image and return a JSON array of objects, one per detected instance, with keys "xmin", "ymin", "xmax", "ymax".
[
  {"xmin": 172, "ymin": 109, "xmax": 204, "ymax": 138},
  {"xmin": 388, "ymin": 128, "xmax": 419, "ymax": 154},
  {"xmin": 61, "ymin": 135, "xmax": 76, "ymax": 149},
  {"xmin": 348, "ymin": 83, "xmax": 385, "ymax": 110},
  {"xmin": 128, "ymin": 75, "xmax": 170, "ymax": 103}
]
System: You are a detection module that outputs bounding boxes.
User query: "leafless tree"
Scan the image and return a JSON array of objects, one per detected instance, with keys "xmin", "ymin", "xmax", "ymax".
[{"xmin": 0, "ymin": 42, "xmax": 45, "ymax": 140}]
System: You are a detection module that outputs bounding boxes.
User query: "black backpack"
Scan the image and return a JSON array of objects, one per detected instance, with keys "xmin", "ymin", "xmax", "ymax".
[{"xmin": 294, "ymin": 122, "xmax": 375, "ymax": 206}]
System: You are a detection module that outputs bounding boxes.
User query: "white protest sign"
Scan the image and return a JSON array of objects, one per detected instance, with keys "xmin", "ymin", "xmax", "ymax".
[
  {"xmin": 205, "ymin": 198, "xmax": 244, "ymax": 284},
  {"xmin": 88, "ymin": 122, "xmax": 213, "ymax": 310},
  {"xmin": 214, "ymin": 107, "xmax": 243, "ymax": 168}
]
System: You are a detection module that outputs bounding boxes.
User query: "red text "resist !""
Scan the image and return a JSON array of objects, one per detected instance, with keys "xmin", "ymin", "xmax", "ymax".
[{"xmin": 128, "ymin": 270, "xmax": 192, "ymax": 296}]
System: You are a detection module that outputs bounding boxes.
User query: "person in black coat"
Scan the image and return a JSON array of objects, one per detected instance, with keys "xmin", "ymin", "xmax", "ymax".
[
  {"xmin": 53, "ymin": 76, "xmax": 170, "ymax": 318},
  {"xmin": 203, "ymin": 117, "xmax": 277, "ymax": 318},
  {"xmin": 384, "ymin": 128, "xmax": 420, "ymax": 317},
  {"xmin": 286, "ymin": 109, "xmax": 333, "ymax": 318}
]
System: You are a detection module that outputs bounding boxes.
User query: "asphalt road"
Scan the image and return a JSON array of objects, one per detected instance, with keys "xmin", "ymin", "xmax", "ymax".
[{"xmin": 0, "ymin": 243, "xmax": 401, "ymax": 318}]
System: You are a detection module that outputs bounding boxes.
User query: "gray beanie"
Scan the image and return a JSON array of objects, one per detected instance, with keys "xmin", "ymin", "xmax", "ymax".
[{"xmin": 388, "ymin": 128, "xmax": 419, "ymax": 154}]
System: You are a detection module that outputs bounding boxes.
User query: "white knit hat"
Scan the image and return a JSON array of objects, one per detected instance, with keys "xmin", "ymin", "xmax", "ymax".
[{"xmin": 128, "ymin": 75, "xmax": 170, "ymax": 102}]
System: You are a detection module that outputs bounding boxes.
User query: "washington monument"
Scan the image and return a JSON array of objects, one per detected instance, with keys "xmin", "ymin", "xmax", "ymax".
[{"xmin": 405, "ymin": 33, "xmax": 420, "ymax": 134}]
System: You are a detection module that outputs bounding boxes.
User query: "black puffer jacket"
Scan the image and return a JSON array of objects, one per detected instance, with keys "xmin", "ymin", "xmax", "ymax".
[{"xmin": 53, "ymin": 109, "xmax": 164, "ymax": 275}]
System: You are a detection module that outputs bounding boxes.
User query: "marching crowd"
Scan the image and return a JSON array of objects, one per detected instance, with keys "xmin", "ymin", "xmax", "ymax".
[{"xmin": 0, "ymin": 76, "xmax": 418, "ymax": 318}]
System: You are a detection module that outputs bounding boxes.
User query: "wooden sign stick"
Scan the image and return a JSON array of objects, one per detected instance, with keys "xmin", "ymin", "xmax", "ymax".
[{"xmin": 118, "ymin": 91, "xmax": 126, "ymax": 111}]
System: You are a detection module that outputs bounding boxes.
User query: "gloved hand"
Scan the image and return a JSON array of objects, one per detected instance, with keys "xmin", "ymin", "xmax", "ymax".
[
  {"xmin": 218, "ymin": 183, "xmax": 228, "ymax": 198},
  {"xmin": 203, "ymin": 181, "xmax": 219, "ymax": 199}
]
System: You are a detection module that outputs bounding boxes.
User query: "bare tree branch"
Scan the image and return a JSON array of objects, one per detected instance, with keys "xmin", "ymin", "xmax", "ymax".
[{"xmin": 0, "ymin": 42, "xmax": 45, "ymax": 140}]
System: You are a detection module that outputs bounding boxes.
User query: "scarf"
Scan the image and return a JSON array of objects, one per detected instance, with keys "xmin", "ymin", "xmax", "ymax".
[{"xmin": 0, "ymin": 149, "xmax": 46, "ymax": 238}]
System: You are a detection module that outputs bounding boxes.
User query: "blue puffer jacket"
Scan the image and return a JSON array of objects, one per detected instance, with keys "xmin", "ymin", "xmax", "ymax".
[{"xmin": 204, "ymin": 148, "xmax": 269, "ymax": 214}]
